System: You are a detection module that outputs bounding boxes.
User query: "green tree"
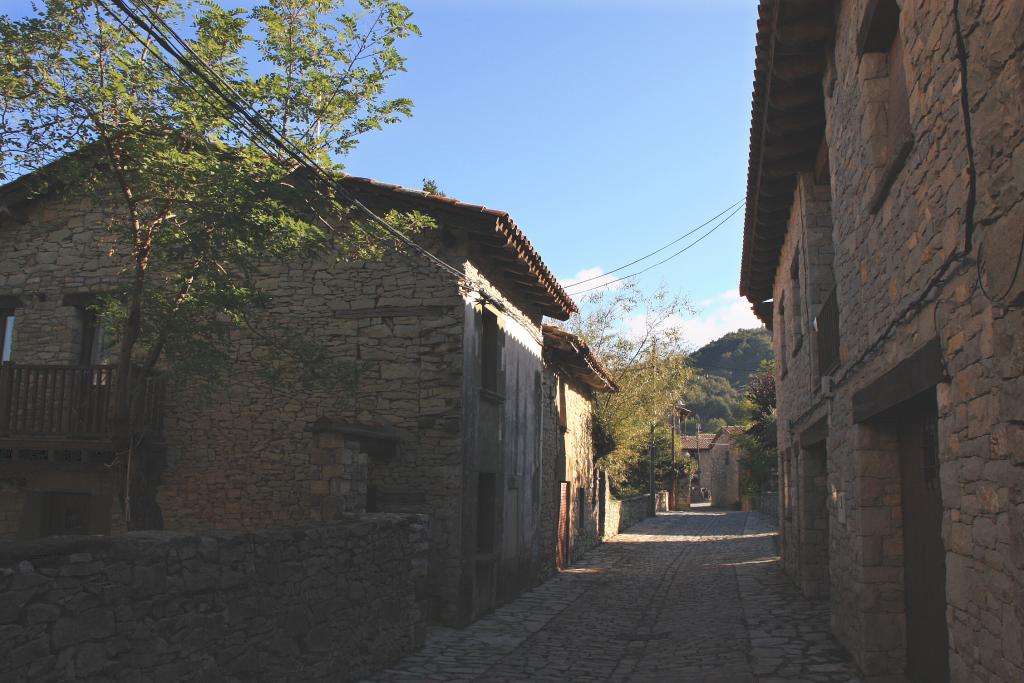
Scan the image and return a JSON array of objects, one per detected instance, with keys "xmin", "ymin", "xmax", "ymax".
[
  {"xmin": 734, "ymin": 360, "xmax": 777, "ymax": 498},
  {"xmin": 689, "ymin": 327, "xmax": 772, "ymax": 388},
  {"xmin": 421, "ymin": 178, "xmax": 445, "ymax": 196},
  {"xmin": 678, "ymin": 327, "xmax": 773, "ymax": 435},
  {"xmin": 0, "ymin": 0, "xmax": 423, "ymax": 527},
  {"xmin": 567, "ymin": 283, "xmax": 694, "ymax": 496}
]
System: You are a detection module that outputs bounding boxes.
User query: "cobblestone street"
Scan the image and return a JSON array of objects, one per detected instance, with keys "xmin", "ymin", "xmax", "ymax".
[{"xmin": 365, "ymin": 510, "xmax": 861, "ymax": 683}]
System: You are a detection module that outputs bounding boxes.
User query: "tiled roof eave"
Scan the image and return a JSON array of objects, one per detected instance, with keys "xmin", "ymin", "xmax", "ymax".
[
  {"xmin": 340, "ymin": 176, "xmax": 576, "ymax": 320},
  {"xmin": 739, "ymin": 0, "xmax": 833, "ymax": 324}
]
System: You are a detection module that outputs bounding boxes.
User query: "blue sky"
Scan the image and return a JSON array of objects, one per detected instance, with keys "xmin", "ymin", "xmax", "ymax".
[{"xmin": 340, "ymin": 0, "xmax": 763, "ymax": 347}]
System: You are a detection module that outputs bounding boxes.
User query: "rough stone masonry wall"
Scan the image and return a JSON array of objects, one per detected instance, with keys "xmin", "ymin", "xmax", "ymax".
[
  {"xmin": 561, "ymin": 378, "xmax": 601, "ymax": 561},
  {"xmin": 0, "ymin": 195, "xmax": 469, "ymax": 623},
  {"xmin": 0, "ymin": 514, "xmax": 428, "ymax": 682},
  {"xmin": 770, "ymin": 1, "xmax": 1024, "ymax": 680},
  {"xmin": 603, "ymin": 491, "xmax": 651, "ymax": 538}
]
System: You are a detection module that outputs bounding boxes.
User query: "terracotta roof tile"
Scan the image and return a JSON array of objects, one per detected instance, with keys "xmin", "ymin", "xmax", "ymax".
[{"xmin": 679, "ymin": 434, "xmax": 716, "ymax": 451}]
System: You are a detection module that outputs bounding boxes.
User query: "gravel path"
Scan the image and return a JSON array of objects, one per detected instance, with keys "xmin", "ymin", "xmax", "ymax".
[{"xmin": 364, "ymin": 510, "xmax": 861, "ymax": 683}]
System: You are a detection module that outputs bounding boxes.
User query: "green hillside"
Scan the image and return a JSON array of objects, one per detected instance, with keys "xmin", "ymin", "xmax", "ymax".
[{"xmin": 680, "ymin": 328, "xmax": 773, "ymax": 434}]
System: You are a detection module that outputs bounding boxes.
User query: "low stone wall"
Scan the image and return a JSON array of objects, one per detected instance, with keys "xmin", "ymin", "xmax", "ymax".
[
  {"xmin": 0, "ymin": 514, "xmax": 428, "ymax": 682},
  {"xmin": 603, "ymin": 493, "xmax": 651, "ymax": 537}
]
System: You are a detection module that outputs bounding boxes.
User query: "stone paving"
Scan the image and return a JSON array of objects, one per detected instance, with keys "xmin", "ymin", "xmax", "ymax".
[{"xmin": 363, "ymin": 510, "xmax": 862, "ymax": 682}]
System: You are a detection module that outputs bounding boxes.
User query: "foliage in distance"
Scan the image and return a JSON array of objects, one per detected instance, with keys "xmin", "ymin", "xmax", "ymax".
[
  {"xmin": 567, "ymin": 283, "xmax": 696, "ymax": 497},
  {"xmin": 679, "ymin": 327, "xmax": 773, "ymax": 434},
  {"xmin": 734, "ymin": 360, "xmax": 778, "ymax": 498}
]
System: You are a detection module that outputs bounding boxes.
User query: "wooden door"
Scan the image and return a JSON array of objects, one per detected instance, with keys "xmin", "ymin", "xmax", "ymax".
[
  {"xmin": 899, "ymin": 394, "xmax": 949, "ymax": 683},
  {"xmin": 556, "ymin": 482, "xmax": 570, "ymax": 569}
]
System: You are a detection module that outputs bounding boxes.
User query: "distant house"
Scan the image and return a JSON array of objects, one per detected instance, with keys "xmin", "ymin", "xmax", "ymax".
[
  {"xmin": 541, "ymin": 324, "xmax": 618, "ymax": 567},
  {"xmin": 0, "ymin": 170, "xmax": 580, "ymax": 626},
  {"xmin": 703, "ymin": 426, "xmax": 745, "ymax": 509},
  {"xmin": 682, "ymin": 432, "xmax": 714, "ymax": 495}
]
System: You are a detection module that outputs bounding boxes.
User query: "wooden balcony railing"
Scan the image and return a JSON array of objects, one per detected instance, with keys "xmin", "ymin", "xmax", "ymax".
[
  {"xmin": 0, "ymin": 363, "xmax": 164, "ymax": 442},
  {"xmin": 815, "ymin": 288, "xmax": 841, "ymax": 376}
]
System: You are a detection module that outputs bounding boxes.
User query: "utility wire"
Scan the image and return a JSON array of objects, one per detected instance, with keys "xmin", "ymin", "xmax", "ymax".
[
  {"xmin": 564, "ymin": 199, "xmax": 744, "ymax": 289},
  {"xmin": 108, "ymin": 0, "xmax": 469, "ymax": 285},
  {"xmin": 568, "ymin": 203, "xmax": 744, "ymax": 296},
  {"xmin": 102, "ymin": 0, "xmax": 558, "ymax": 345}
]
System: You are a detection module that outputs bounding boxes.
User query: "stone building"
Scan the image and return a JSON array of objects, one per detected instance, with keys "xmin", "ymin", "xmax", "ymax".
[
  {"xmin": 686, "ymin": 433, "xmax": 716, "ymax": 498},
  {"xmin": 540, "ymin": 324, "xmax": 618, "ymax": 567},
  {"xmin": 703, "ymin": 426, "xmax": 744, "ymax": 509},
  {"xmin": 740, "ymin": 1, "xmax": 1023, "ymax": 681},
  {"xmin": 0, "ymin": 172, "xmax": 579, "ymax": 627}
]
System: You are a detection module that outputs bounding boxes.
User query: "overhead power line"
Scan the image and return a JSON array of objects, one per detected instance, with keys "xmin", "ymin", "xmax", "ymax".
[
  {"xmin": 101, "ymin": 0, "xmax": 560, "ymax": 345},
  {"xmin": 567, "ymin": 203, "xmax": 745, "ymax": 296},
  {"xmin": 564, "ymin": 198, "xmax": 744, "ymax": 289},
  {"xmin": 106, "ymin": 0, "xmax": 469, "ymax": 285}
]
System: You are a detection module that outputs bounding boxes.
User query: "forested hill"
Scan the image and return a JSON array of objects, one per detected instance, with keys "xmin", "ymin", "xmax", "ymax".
[
  {"xmin": 690, "ymin": 328, "xmax": 773, "ymax": 389},
  {"xmin": 679, "ymin": 328, "xmax": 773, "ymax": 434}
]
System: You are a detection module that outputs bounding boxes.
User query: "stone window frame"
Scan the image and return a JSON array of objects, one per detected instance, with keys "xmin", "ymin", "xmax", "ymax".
[
  {"xmin": 479, "ymin": 306, "xmax": 503, "ymax": 399},
  {"xmin": 857, "ymin": 0, "xmax": 915, "ymax": 214},
  {"xmin": 62, "ymin": 293, "xmax": 118, "ymax": 367}
]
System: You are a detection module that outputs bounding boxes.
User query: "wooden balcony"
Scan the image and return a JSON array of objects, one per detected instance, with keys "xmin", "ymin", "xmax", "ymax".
[
  {"xmin": 0, "ymin": 363, "xmax": 164, "ymax": 457},
  {"xmin": 815, "ymin": 288, "xmax": 840, "ymax": 376}
]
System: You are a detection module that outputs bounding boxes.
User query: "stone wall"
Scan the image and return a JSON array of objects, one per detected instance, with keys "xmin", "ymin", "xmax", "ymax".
[
  {"xmin": 558, "ymin": 376, "xmax": 601, "ymax": 562},
  {"xmin": 603, "ymin": 491, "xmax": 651, "ymax": 538},
  {"xmin": 0, "ymin": 191, "xmax": 502, "ymax": 627},
  {"xmin": 767, "ymin": 1, "xmax": 1024, "ymax": 680},
  {"xmin": 0, "ymin": 514, "xmax": 427, "ymax": 681},
  {"xmin": 707, "ymin": 440, "xmax": 740, "ymax": 509}
]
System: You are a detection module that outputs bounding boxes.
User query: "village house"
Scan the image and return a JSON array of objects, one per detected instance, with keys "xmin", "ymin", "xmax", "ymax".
[
  {"xmin": 0, "ymin": 170, "xmax": 587, "ymax": 627},
  {"xmin": 701, "ymin": 426, "xmax": 745, "ymax": 509},
  {"xmin": 682, "ymin": 432, "xmax": 714, "ymax": 500},
  {"xmin": 540, "ymin": 324, "xmax": 618, "ymax": 567},
  {"xmin": 741, "ymin": 1, "xmax": 1023, "ymax": 681}
]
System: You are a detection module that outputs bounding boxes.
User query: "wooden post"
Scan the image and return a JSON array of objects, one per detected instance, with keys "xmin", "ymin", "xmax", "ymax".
[
  {"xmin": 0, "ymin": 362, "xmax": 11, "ymax": 435},
  {"xmin": 670, "ymin": 414, "xmax": 676, "ymax": 510},
  {"xmin": 648, "ymin": 423, "xmax": 656, "ymax": 516}
]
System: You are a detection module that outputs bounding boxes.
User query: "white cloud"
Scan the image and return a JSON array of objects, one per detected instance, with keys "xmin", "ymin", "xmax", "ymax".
[
  {"xmin": 560, "ymin": 266, "xmax": 623, "ymax": 294},
  {"xmin": 682, "ymin": 289, "xmax": 763, "ymax": 348}
]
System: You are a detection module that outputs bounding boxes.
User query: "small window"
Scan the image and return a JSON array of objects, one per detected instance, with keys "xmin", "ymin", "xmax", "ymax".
[
  {"xmin": 577, "ymin": 487, "xmax": 586, "ymax": 531},
  {"xmin": 557, "ymin": 377, "xmax": 568, "ymax": 431},
  {"xmin": 480, "ymin": 309, "xmax": 500, "ymax": 392},
  {"xmin": 789, "ymin": 252, "xmax": 803, "ymax": 357},
  {"xmin": 778, "ymin": 297, "xmax": 789, "ymax": 377},
  {"xmin": 79, "ymin": 308, "xmax": 116, "ymax": 366},
  {"xmin": 0, "ymin": 310, "xmax": 14, "ymax": 362},
  {"xmin": 859, "ymin": 0, "xmax": 913, "ymax": 211}
]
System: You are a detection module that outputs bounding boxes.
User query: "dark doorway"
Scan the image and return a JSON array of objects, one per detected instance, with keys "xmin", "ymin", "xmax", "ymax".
[
  {"xmin": 474, "ymin": 472, "xmax": 497, "ymax": 617},
  {"xmin": 42, "ymin": 492, "xmax": 92, "ymax": 537},
  {"xmin": 898, "ymin": 392, "xmax": 949, "ymax": 683},
  {"xmin": 800, "ymin": 444, "xmax": 830, "ymax": 598}
]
